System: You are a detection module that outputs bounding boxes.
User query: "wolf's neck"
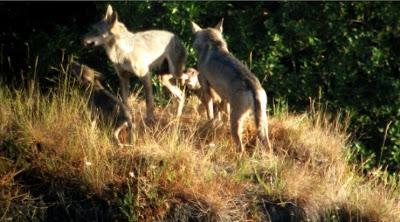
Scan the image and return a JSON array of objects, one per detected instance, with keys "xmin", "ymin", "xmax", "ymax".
[
  {"xmin": 104, "ymin": 33, "xmax": 134, "ymax": 64},
  {"xmin": 199, "ymin": 44, "xmax": 229, "ymax": 63}
]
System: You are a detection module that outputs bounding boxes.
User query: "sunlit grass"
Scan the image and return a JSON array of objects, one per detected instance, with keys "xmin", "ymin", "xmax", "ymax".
[{"xmin": 0, "ymin": 65, "xmax": 399, "ymax": 221}]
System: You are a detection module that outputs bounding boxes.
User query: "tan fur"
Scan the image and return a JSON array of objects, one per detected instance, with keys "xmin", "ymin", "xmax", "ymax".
[
  {"xmin": 83, "ymin": 5, "xmax": 187, "ymax": 122},
  {"xmin": 181, "ymin": 68, "xmax": 229, "ymax": 121},
  {"xmin": 191, "ymin": 19, "xmax": 271, "ymax": 152}
]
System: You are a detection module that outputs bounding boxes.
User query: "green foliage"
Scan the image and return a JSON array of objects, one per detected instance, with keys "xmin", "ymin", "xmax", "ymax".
[
  {"xmin": 1, "ymin": 2, "xmax": 399, "ymax": 172},
  {"xmin": 119, "ymin": 182, "xmax": 138, "ymax": 222}
]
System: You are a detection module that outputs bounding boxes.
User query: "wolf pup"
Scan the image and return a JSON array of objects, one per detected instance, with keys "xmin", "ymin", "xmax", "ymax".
[
  {"xmin": 181, "ymin": 68, "xmax": 229, "ymax": 121},
  {"xmin": 83, "ymin": 5, "xmax": 187, "ymax": 122},
  {"xmin": 191, "ymin": 19, "xmax": 271, "ymax": 152},
  {"xmin": 70, "ymin": 62, "xmax": 134, "ymax": 146}
]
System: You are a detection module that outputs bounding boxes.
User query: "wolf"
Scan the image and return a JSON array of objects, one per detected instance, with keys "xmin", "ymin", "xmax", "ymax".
[
  {"xmin": 83, "ymin": 5, "xmax": 187, "ymax": 122},
  {"xmin": 191, "ymin": 19, "xmax": 271, "ymax": 152},
  {"xmin": 180, "ymin": 68, "xmax": 229, "ymax": 121},
  {"xmin": 70, "ymin": 62, "xmax": 134, "ymax": 146}
]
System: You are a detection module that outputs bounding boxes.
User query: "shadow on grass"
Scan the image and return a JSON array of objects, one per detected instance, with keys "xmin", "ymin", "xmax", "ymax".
[
  {"xmin": 14, "ymin": 169, "xmax": 124, "ymax": 222},
  {"xmin": 318, "ymin": 204, "xmax": 372, "ymax": 222},
  {"xmin": 257, "ymin": 195, "xmax": 306, "ymax": 222}
]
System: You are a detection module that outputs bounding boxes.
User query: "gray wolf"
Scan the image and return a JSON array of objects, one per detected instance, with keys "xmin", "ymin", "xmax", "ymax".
[
  {"xmin": 70, "ymin": 62, "xmax": 134, "ymax": 146},
  {"xmin": 181, "ymin": 68, "xmax": 229, "ymax": 121},
  {"xmin": 191, "ymin": 19, "xmax": 271, "ymax": 152},
  {"xmin": 83, "ymin": 5, "xmax": 187, "ymax": 122}
]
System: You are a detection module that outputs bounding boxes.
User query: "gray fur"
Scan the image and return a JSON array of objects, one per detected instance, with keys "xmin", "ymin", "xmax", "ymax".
[
  {"xmin": 83, "ymin": 5, "xmax": 187, "ymax": 122},
  {"xmin": 191, "ymin": 19, "xmax": 271, "ymax": 152}
]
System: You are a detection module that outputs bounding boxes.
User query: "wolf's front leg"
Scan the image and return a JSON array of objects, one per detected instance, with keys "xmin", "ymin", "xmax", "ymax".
[
  {"xmin": 198, "ymin": 74, "xmax": 214, "ymax": 120},
  {"xmin": 117, "ymin": 71, "xmax": 131, "ymax": 105},
  {"xmin": 159, "ymin": 73, "xmax": 185, "ymax": 117},
  {"xmin": 140, "ymin": 74, "xmax": 156, "ymax": 123}
]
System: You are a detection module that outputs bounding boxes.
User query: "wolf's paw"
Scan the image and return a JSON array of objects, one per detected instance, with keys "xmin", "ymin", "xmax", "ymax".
[{"xmin": 144, "ymin": 115, "xmax": 157, "ymax": 126}]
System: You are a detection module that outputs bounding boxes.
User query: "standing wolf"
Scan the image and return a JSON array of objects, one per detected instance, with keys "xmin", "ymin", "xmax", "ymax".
[
  {"xmin": 70, "ymin": 62, "xmax": 134, "ymax": 146},
  {"xmin": 191, "ymin": 19, "xmax": 271, "ymax": 152},
  {"xmin": 83, "ymin": 5, "xmax": 187, "ymax": 122}
]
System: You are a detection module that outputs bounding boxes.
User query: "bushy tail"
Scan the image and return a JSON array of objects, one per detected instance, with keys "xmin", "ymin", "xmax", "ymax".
[{"xmin": 253, "ymin": 88, "xmax": 271, "ymax": 148}]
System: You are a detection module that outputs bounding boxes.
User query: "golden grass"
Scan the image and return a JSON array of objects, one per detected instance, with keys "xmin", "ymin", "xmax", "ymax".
[{"xmin": 0, "ymin": 78, "xmax": 399, "ymax": 221}]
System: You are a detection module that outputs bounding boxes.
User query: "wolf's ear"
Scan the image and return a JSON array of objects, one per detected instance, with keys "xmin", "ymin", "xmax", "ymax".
[
  {"xmin": 191, "ymin": 21, "xmax": 202, "ymax": 33},
  {"xmin": 214, "ymin": 18, "xmax": 224, "ymax": 33},
  {"xmin": 105, "ymin": 5, "xmax": 113, "ymax": 19},
  {"xmin": 105, "ymin": 5, "xmax": 118, "ymax": 25}
]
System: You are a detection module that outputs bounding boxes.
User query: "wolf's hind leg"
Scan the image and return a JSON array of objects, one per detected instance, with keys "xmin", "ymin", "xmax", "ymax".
[
  {"xmin": 113, "ymin": 122, "xmax": 128, "ymax": 147},
  {"xmin": 140, "ymin": 74, "xmax": 156, "ymax": 123}
]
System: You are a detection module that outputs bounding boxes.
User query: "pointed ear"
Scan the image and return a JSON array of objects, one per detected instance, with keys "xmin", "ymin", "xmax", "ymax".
[
  {"xmin": 191, "ymin": 21, "xmax": 202, "ymax": 33},
  {"xmin": 105, "ymin": 5, "xmax": 113, "ymax": 19},
  {"xmin": 105, "ymin": 5, "xmax": 118, "ymax": 25},
  {"xmin": 214, "ymin": 18, "xmax": 224, "ymax": 33}
]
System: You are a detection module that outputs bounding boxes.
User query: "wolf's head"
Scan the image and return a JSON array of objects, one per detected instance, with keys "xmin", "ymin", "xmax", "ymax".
[
  {"xmin": 70, "ymin": 62, "xmax": 103, "ymax": 88},
  {"xmin": 180, "ymin": 68, "xmax": 200, "ymax": 90},
  {"xmin": 190, "ymin": 19, "xmax": 228, "ymax": 54},
  {"xmin": 83, "ymin": 5, "xmax": 120, "ymax": 48}
]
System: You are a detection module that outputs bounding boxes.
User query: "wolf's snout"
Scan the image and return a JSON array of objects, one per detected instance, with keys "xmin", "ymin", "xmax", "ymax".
[
  {"xmin": 82, "ymin": 35, "xmax": 96, "ymax": 47},
  {"xmin": 83, "ymin": 39, "xmax": 95, "ymax": 48}
]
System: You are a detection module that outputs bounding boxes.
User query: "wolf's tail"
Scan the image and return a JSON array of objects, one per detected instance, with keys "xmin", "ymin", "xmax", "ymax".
[{"xmin": 252, "ymin": 87, "xmax": 271, "ymax": 148}]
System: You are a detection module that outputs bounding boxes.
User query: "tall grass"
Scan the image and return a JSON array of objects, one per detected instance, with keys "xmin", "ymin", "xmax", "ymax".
[{"xmin": 0, "ymin": 64, "xmax": 399, "ymax": 221}]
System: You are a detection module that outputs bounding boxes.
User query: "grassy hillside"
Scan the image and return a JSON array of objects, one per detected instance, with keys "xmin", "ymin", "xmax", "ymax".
[{"xmin": 0, "ymin": 66, "xmax": 399, "ymax": 221}]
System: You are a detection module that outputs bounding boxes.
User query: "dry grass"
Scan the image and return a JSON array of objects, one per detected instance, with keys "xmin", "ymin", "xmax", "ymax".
[{"xmin": 0, "ymin": 74, "xmax": 399, "ymax": 221}]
